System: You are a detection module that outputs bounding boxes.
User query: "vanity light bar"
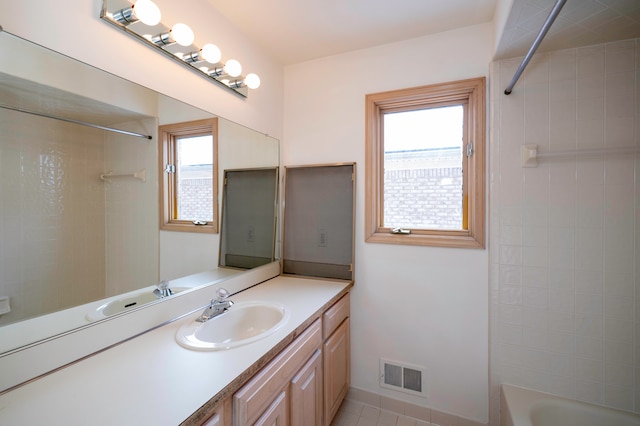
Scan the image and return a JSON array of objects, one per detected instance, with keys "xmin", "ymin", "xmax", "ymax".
[{"xmin": 100, "ymin": 0, "xmax": 260, "ymax": 98}]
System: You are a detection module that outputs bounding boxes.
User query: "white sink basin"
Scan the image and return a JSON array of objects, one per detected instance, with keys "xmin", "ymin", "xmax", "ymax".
[
  {"xmin": 176, "ymin": 301, "xmax": 289, "ymax": 351},
  {"xmin": 86, "ymin": 287, "xmax": 190, "ymax": 321}
]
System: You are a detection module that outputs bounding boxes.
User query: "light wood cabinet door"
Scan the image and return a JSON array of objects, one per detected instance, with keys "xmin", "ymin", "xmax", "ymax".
[
  {"xmin": 291, "ymin": 349, "xmax": 323, "ymax": 426},
  {"xmin": 198, "ymin": 397, "xmax": 231, "ymax": 426},
  {"xmin": 324, "ymin": 318, "xmax": 350, "ymax": 424},
  {"xmin": 254, "ymin": 390, "xmax": 288, "ymax": 426}
]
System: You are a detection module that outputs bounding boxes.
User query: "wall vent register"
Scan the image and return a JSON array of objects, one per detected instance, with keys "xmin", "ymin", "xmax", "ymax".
[{"xmin": 380, "ymin": 359, "xmax": 426, "ymax": 396}]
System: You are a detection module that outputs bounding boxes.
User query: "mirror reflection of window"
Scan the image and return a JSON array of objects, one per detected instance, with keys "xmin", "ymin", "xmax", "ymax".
[
  {"xmin": 159, "ymin": 118, "xmax": 218, "ymax": 233},
  {"xmin": 176, "ymin": 134, "xmax": 214, "ymax": 222}
]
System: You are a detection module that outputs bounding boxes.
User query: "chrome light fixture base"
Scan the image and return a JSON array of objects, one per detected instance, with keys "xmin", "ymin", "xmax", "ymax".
[{"xmin": 100, "ymin": 0, "xmax": 254, "ymax": 97}]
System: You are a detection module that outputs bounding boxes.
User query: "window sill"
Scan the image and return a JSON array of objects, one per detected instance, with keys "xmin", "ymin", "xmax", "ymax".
[
  {"xmin": 160, "ymin": 222, "xmax": 217, "ymax": 234},
  {"xmin": 365, "ymin": 229, "xmax": 483, "ymax": 249}
]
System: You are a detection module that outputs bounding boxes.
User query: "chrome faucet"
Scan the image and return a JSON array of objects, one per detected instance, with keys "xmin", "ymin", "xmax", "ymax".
[
  {"xmin": 153, "ymin": 280, "xmax": 173, "ymax": 298},
  {"xmin": 196, "ymin": 288, "xmax": 234, "ymax": 322}
]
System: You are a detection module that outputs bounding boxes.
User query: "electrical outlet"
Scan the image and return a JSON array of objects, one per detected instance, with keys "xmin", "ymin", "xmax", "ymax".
[
  {"xmin": 318, "ymin": 228, "xmax": 328, "ymax": 247},
  {"xmin": 247, "ymin": 225, "xmax": 255, "ymax": 242}
]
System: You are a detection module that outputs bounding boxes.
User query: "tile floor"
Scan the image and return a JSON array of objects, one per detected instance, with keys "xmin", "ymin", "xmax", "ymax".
[{"xmin": 331, "ymin": 399, "xmax": 432, "ymax": 426}]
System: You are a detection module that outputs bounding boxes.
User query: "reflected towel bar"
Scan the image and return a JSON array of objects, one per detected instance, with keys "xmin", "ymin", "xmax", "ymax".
[
  {"xmin": 504, "ymin": 0, "xmax": 567, "ymax": 95},
  {"xmin": 100, "ymin": 169, "xmax": 147, "ymax": 182},
  {"xmin": 0, "ymin": 103, "xmax": 152, "ymax": 140},
  {"xmin": 521, "ymin": 144, "xmax": 640, "ymax": 167}
]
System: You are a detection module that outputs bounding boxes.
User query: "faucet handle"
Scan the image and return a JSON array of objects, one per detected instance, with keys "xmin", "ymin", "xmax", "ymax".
[
  {"xmin": 157, "ymin": 279, "xmax": 169, "ymax": 290},
  {"xmin": 215, "ymin": 287, "xmax": 230, "ymax": 302}
]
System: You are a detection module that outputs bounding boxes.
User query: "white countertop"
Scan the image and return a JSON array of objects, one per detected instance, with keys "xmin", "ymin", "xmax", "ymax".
[{"xmin": 0, "ymin": 276, "xmax": 350, "ymax": 425}]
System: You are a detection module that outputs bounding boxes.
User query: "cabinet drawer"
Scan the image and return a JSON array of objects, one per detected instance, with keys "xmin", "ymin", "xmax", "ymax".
[
  {"xmin": 233, "ymin": 319, "xmax": 322, "ymax": 425},
  {"xmin": 323, "ymin": 293, "xmax": 350, "ymax": 339}
]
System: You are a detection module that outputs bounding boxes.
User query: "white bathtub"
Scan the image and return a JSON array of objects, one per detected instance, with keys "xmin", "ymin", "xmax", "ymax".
[{"xmin": 501, "ymin": 384, "xmax": 640, "ymax": 426}]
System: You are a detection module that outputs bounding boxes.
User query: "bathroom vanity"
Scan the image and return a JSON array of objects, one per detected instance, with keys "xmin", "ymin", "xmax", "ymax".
[{"xmin": 0, "ymin": 275, "xmax": 350, "ymax": 425}]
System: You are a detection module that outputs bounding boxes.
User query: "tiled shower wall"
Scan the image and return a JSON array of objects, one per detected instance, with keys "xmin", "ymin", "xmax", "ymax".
[
  {"xmin": 0, "ymin": 111, "xmax": 106, "ymax": 324},
  {"xmin": 489, "ymin": 38, "xmax": 640, "ymax": 424}
]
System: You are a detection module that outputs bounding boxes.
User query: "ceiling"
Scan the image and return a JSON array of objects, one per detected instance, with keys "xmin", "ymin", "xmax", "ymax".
[{"xmin": 208, "ymin": 0, "xmax": 640, "ymax": 65}]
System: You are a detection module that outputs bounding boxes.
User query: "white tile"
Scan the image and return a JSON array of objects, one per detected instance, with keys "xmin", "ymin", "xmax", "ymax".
[
  {"xmin": 548, "ymin": 310, "xmax": 574, "ymax": 333},
  {"xmin": 604, "ymin": 384, "xmax": 634, "ymax": 411},
  {"xmin": 577, "ymin": 97, "xmax": 605, "ymax": 121},
  {"xmin": 548, "ymin": 246, "xmax": 574, "ymax": 271},
  {"xmin": 575, "ymin": 380, "xmax": 604, "ymax": 405},
  {"xmin": 500, "ymin": 226, "xmax": 523, "ymax": 245},
  {"xmin": 499, "ymin": 265, "xmax": 523, "ymax": 286},
  {"xmin": 523, "ymin": 325, "xmax": 547, "ymax": 349},
  {"xmin": 523, "ymin": 286, "xmax": 548, "ymax": 309},
  {"xmin": 548, "ymin": 330, "xmax": 576, "ymax": 355},
  {"xmin": 499, "ymin": 304, "xmax": 523, "ymax": 325},
  {"xmin": 605, "ymin": 117, "xmax": 634, "ymax": 147},
  {"xmin": 524, "ymin": 206, "xmax": 549, "ymax": 228},
  {"xmin": 603, "ymin": 272, "xmax": 633, "ymax": 298},
  {"xmin": 577, "ymin": 44, "xmax": 605, "ymax": 73},
  {"xmin": 575, "ymin": 269, "xmax": 603, "ymax": 294},
  {"xmin": 604, "ymin": 294, "xmax": 634, "ymax": 321},
  {"xmin": 604, "ymin": 340, "xmax": 633, "ymax": 366},
  {"xmin": 575, "ymin": 313, "xmax": 604, "ymax": 338},
  {"xmin": 500, "ymin": 246, "xmax": 523, "ymax": 266},
  {"xmin": 575, "ymin": 228, "xmax": 604, "ymax": 271},
  {"xmin": 550, "ymin": 100, "xmax": 577, "ymax": 149},
  {"xmin": 576, "ymin": 356, "xmax": 604, "ymax": 382},
  {"xmin": 548, "ymin": 226, "xmax": 574, "ymax": 248},
  {"xmin": 549, "ymin": 51, "xmax": 576, "ymax": 81},
  {"xmin": 605, "ymin": 71, "xmax": 635, "ymax": 98},
  {"xmin": 548, "ymin": 352, "xmax": 575, "ymax": 376},
  {"xmin": 523, "ymin": 246, "xmax": 548, "ymax": 268},
  {"xmin": 576, "ymin": 119, "xmax": 605, "ymax": 149},
  {"xmin": 499, "ymin": 323, "xmax": 523, "ymax": 346},
  {"xmin": 523, "ymin": 266, "xmax": 548, "ymax": 288},
  {"xmin": 523, "ymin": 306, "xmax": 549, "ymax": 329},
  {"xmin": 549, "ymin": 288, "xmax": 576, "ymax": 312},
  {"xmin": 576, "ymin": 336, "xmax": 604, "ymax": 360},
  {"xmin": 577, "ymin": 75, "xmax": 605, "ymax": 99},
  {"xmin": 604, "ymin": 317, "xmax": 633, "ymax": 344}
]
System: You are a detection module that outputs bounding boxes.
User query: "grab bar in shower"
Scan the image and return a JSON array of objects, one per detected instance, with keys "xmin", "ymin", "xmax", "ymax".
[
  {"xmin": 521, "ymin": 144, "xmax": 640, "ymax": 167},
  {"xmin": 504, "ymin": 0, "xmax": 567, "ymax": 95}
]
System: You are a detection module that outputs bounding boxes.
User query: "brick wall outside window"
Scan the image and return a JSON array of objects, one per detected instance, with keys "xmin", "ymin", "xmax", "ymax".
[{"xmin": 384, "ymin": 148, "xmax": 462, "ymax": 230}]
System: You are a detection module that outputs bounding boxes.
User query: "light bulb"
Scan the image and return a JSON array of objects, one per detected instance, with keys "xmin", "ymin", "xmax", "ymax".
[
  {"xmin": 224, "ymin": 59, "xmax": 242, "ymax": 77},
  {"xmin": 244, "ymin": 73, "xmax": 261, "ymax": 89},
  {"xmin": 201, "ymin": 44, "xmax": 221, "ymax": 64},
  {"xmin": 133, "ymin": 0, "xmax": 161, "ymax": 26},
  {"xmin": 171, "ymin": 23, "xmax": 194, "ymax": 46}
]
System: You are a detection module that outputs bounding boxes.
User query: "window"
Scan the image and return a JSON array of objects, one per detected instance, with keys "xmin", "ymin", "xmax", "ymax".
[
  {"xmin": 365, "ymin": 78, "xmax": 485, "ymax": 248},
  {"xmin": 159, "ymin": 118, "xmax": 218, "ymax": 233}
]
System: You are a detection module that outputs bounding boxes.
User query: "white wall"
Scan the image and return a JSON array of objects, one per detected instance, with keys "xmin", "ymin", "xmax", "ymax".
[
  {"xmin": 489, "ymin": 38, "xmax": 640, "ymax": 424},
  {"xmin": 283, "ymin": 24, "xmax": 493, "ymax": 423}
]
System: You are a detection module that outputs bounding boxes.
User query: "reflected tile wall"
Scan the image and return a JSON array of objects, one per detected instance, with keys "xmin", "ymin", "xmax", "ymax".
[
  {"xmin": 0, "ymin": 110, "xmax": 106, "ymax": 324},
  {"xmin": 489, "ymin": 38, "xmax": 640, "ymax": 425}
]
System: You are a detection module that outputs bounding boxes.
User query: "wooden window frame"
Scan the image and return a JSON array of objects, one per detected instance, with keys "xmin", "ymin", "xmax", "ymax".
[
  {"xmin": 365, "ymin": 77, "xmax": 485, "ymax": 249},
  {"xmin": 159, "ymin": 118, "xmax": 218, "ymax": 233}
]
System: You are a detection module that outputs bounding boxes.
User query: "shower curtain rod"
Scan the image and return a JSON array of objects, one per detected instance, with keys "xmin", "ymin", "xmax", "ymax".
[
  {"xmin": 0, "ymin": 103, "xmax": 152, "ymax": 140},
  {"xmin": 504, "ymin": 0, "xmax": 567, "ymax": 95}
]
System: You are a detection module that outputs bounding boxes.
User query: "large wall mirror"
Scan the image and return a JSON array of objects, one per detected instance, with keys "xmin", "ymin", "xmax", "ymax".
[{"xmin": 0, "ymin": 30, "xmax": 279, "ymax": 355}]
